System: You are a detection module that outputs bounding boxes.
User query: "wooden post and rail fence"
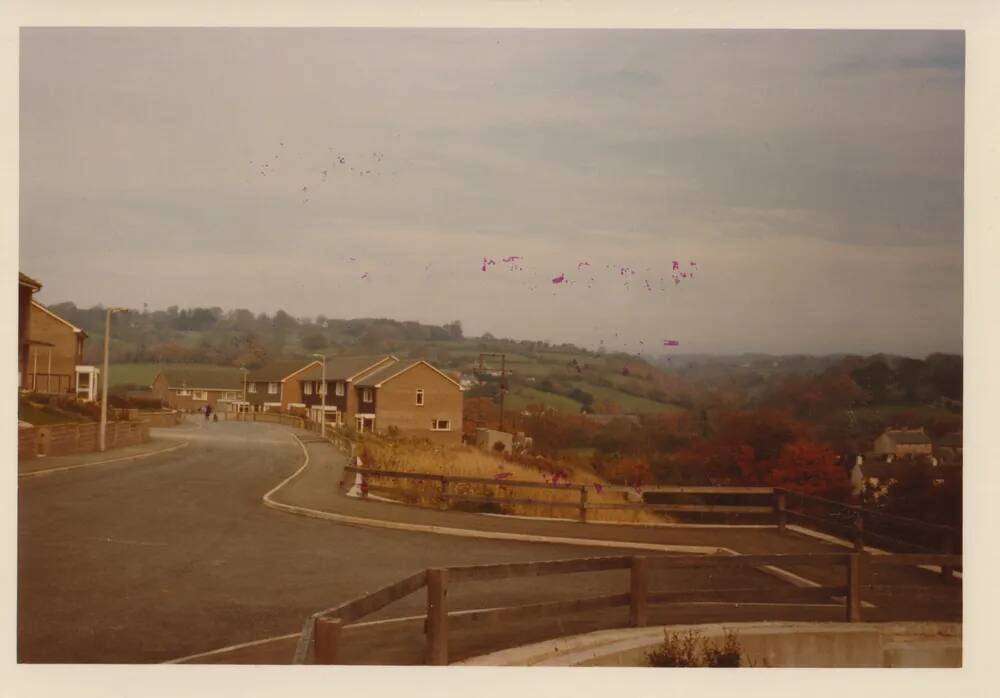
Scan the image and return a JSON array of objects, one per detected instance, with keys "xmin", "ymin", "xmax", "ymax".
[
  {"xmin": 342, "ymin": 464, "xmax": 958, "ymax": 556},
  {"xmin": 293, "ymin": 551, "xmax": 962, "ymax": 665}
]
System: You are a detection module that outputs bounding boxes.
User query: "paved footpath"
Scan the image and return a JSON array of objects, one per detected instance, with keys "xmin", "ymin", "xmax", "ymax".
[{"xmin": 17, "ymin": 419, "xmax": 959, "ymax": 665}]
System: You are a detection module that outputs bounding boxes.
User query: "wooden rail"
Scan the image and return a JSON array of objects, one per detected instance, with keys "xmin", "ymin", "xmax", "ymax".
[
  {"xmin": 343, "ymin": 465, "xmax": 957, "ymax": 557},
  {"xmin": 293, "ymin": 551, "xmax": 962, "ymax": 665}
]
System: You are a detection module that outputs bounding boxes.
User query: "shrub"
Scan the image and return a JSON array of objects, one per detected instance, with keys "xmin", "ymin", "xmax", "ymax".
[
  {"xmin": 647, "ymin": 630, "xmax": 744, "ymax": 668},
  {"xmin": 492, "ymin": 440, "xmax": 507, "ymax": 453}
]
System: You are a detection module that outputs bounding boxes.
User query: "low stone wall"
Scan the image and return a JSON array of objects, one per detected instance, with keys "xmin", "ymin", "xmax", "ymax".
[
  {"xmin": 25, "ymin": 421, "xmax": 151, "ymax": 459},
  {"xmin": 458, "ymin": 621, "xmax": 962, "ymax": 668},
  {"xmin": 138, "ymin": 410, "xmax": 184, "ymax": 427},
  {"xmin": 222, "ymin": 412, "xmax": 306, "ymax": 429}
]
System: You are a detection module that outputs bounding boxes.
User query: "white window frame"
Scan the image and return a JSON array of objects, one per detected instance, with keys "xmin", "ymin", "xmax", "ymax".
[
  {"xmin": 192, "ymin": 390, "xmax": 208, "ymax": 401},
  {"xmin": 415, "ymin": 388, "xmax": 424, "ymax": 406},
  {"xmin": 304, "ymin": 381, "xmax": 313, "ymax": 396},
  {"xmin": 362, "ymin": 388, "xmax": 373, "ymax": 403},
  {"xmin": 178, "ymin": 388, "xmax": 191, "ymax": 396},
  {"xmin": 431, "ymin": 419, "xmax": 451, "ymax": 431},
  {"xmin": 335, "ymin": 381, "xmax": 345, "ymax": 397},
  {"xmin": 268, "ymin": 381, "xmax": 279, "ymax": 395},
  {"xmin": 318, "ymin": 381, "xmax": 327, "ymax": 396},
  {"xmin": 248, "ymin": 383, "xmax": 257, "ymax": 394}
]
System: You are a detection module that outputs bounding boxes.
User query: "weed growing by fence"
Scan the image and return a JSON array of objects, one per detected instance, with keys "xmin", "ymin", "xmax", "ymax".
[{"xmin": 647, "ymin": 629, "xmax": 744, "ymax": 667}]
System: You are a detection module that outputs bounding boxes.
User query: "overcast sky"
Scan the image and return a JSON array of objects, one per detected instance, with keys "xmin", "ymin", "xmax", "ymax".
[{"xmin": 19, "ymin": 28, "xmax": 963, "ymax": 357}]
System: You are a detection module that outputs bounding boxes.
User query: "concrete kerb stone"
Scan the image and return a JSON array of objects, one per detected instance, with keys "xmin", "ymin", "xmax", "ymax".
[{"xmin": 17, "ymin": 441, "xmax": 191, "ymax": 479}]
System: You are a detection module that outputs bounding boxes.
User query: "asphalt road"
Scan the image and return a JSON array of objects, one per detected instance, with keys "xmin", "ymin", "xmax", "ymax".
[{"xmin": 17, "ymin": 419, "xmax": 960, "ymax": 664}]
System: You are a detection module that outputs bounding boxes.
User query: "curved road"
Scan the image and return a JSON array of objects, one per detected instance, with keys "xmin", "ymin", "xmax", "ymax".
[
  {"xmin": 17, "ymin": 419, "xmax": 683, "ymax": 663},
  {"xmin": 18, "ymin": 418, "xmax": 958, "ymax": 664}
]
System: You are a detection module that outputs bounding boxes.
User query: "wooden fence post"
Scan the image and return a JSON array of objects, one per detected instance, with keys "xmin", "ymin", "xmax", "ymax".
[
  {"xmin": 439, "ymin": 477, "xmax": 449, "ymax": 511},
  {"xmin": 313, "ymin": 616, "xmax": 343, "ymax": 664},
  {"xmin": 853, "ymin": 508, "xmax": 865, "ymax": 552},
  {"xmin": 774, "ymin": 489, "xmax": 787, "ymax": 530},
  {"xmin": 360, "ymin": 472, "xmax": 369, "ymax": 499},
  {"xmin": 629, "ymin": 556, "xmax": 649, "ymax": 627},
  {"xmin": 846, "ymin": 554, "xmax": 863, "ymax": 622},
  {"xmin": 579, "ymin": 485, "xmax": 588, "ymax": 523},
  {"xmin": 426, "ymin": 568, "xmax": 449, "ymax": 665}
]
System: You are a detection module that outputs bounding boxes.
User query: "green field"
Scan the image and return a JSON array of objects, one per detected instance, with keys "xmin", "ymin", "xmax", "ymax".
[
  {"xmin": 503, "ymin": 386, "xmax": 584, "ymax": 414},
  {"xmin": 568, "ymin": 380, "xmax": 681, "ymax": 415}
]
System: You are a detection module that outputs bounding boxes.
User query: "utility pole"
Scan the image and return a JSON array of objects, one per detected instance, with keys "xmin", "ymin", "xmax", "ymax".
[
  {"xmin": 478, "ymin": 352, "xmax": 507, "ymax": 431},
  {"xmin": 99, "ymin": 307, "xmax": 129, "ymax": 452}
]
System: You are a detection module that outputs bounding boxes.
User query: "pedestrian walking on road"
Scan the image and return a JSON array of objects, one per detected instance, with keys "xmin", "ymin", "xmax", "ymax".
[{"xmin": 204, "ymin": 404, "xmax": 212, "ymax": 421}]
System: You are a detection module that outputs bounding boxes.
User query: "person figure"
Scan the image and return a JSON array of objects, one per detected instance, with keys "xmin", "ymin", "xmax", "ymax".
[{"xmin": 204, "ymin": 404, "xmax": 212, "ymax": 421}]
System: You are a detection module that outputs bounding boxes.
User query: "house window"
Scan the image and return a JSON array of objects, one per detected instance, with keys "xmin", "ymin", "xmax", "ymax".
[
  {"xmin": 304, "ymin": 381, "xmax": 313, "ymax": 396},
  {"xmin": 362, "ymin": 388, "xmax": 373, "ymax": 403},
  {"xmin": 193, "ymin": 390, "xmax": 208, "ymax": 401},
  {"xmin": 224, "ymin": 392, "xmax": 238, "ymax": 400},
  {"xmin": 318, "ymin": 381, "xmax": 326, "ymax": 396},
  {"xmin": 335, "ymin": 381, "xmax": 345, "ymax": 396},
  {"xmin": 415, "ymin": 389, "xmax": 425, "ymax": 406},
  {"xmin": 268, "ymin": 382, "xmax": 279, "ymax": 395},
  {"xmin": 249, "ymin": 383, "xmax": 257, "ymax": 394},
  {"xmin": 432, "ymin": 419, "xmax": 451, "ymax": 431},
  {"xmin": 178, "ymin": 389, "xmax": 190, "ymax": 397}
]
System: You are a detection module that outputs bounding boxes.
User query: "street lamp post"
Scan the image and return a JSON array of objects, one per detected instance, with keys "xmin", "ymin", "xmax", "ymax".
[
  {"xmin": 99, "ymin": 307, "xmax": 129, "ymax": 452},
  {"xmin": 312, "ymin": 353, "xmax": 326, "ymax": 438},
  {"xmin": 240, "ymin": 366, "xmax": 249, "ymax": 416}
]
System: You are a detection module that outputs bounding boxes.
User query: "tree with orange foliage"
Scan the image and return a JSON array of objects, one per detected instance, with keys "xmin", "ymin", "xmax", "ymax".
[{"xmin": 768, "ymin": 439, "xmax": 851, "ymax": 498}]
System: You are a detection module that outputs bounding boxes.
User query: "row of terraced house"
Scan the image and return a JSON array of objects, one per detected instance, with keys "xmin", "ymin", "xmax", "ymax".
[{"xmin": 151, "ymin": 354, "xmax": 463, "ymax": 443}]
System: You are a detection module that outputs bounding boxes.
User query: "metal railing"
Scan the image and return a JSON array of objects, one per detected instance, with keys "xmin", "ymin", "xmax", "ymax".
[{"xmin": 293, "ymin": 551, "xmax": 962, "ymax": 665}]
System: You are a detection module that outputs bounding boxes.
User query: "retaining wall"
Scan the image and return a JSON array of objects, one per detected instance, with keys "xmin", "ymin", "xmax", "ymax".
[{"xmin": 24, "ymin": 421, "xmax": 150, "ymax": 459}]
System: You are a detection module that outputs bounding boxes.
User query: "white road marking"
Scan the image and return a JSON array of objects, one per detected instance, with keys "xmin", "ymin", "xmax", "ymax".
[
  {"xmin": 18, "ymin": 441, "xmax": 190, "ymax": 479},
  {"xmin": 86, "ymin": 537, "xmax": 167, "ymax": 547}
]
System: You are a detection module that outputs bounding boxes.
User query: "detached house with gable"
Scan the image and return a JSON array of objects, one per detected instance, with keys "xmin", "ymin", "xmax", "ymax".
[{"xmin": 295, "ymin": 355, "xmax": 463, "ymax": 442}]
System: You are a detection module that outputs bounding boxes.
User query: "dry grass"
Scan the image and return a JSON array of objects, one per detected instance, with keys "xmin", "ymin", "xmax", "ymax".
[{"xmin": 354, "ymin": 436, "xmax": 664, "ymax": 524}]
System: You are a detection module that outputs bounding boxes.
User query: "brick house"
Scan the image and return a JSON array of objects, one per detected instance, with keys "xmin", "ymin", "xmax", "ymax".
[
  {"xmin": 352, "ymin": 359, "xmax": 463, "ymax": 443},
  {"xmin": 296, "ymin": 355, "xmax": 397, "ymax": 425},
  {"xmin": 18, "ymin": 271, "xmax": 43, "ymax": 389},
  {"xmin": 151, "ymin": 366, "xmax": 246, "ymax": 412},
  {"xmin": 245, "ymin": 359, "xmax": 321, "ymax": 412},
  {"xmin": 24, "ymin": 300, "xmax": 88, "ymax": 396},
  {"xmin": 294, "ymin": 355, "xmax": 463, "ymax": 441}
]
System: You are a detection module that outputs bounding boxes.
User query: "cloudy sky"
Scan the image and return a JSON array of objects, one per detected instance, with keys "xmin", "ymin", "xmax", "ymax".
[{"xmin": 19, "ymin": 28, "xmax": 963, "ymax": 356}]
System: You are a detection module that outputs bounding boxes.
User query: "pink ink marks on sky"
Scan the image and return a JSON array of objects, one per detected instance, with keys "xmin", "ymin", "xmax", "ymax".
[
  {"xmin": 552, "ymin": 273, "xmax": 566, "ymax": 284},
  {"xmin": 663, "ymin": 339, "xmax": 680, "ymax": 347},
  {"xmin": 502, "ymin": 256, "xmax": 522, "ymax": 263}
]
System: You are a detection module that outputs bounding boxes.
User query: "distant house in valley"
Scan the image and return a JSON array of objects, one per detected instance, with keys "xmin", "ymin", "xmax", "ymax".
[
  {"xmin": 151, "ymin": 366, "xmax": 246, "ymax": 412},
  {"xmin": 296, "ymin": 356, "xmax": 463, "ymax": 442},
  {"xmin": 934, "ymin": 432, "xmax": 963, "ymax": 465},
  {"xmin": 245, "ymin": 359, "xmax": 321, "ymax": 413},
  {"xmin": 24, "ymin": 299, "xmax": 97, "ymax": 399},
  {"xmin": 872, "ymin": 428, "xmax": 933, "ymax": 458}
]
